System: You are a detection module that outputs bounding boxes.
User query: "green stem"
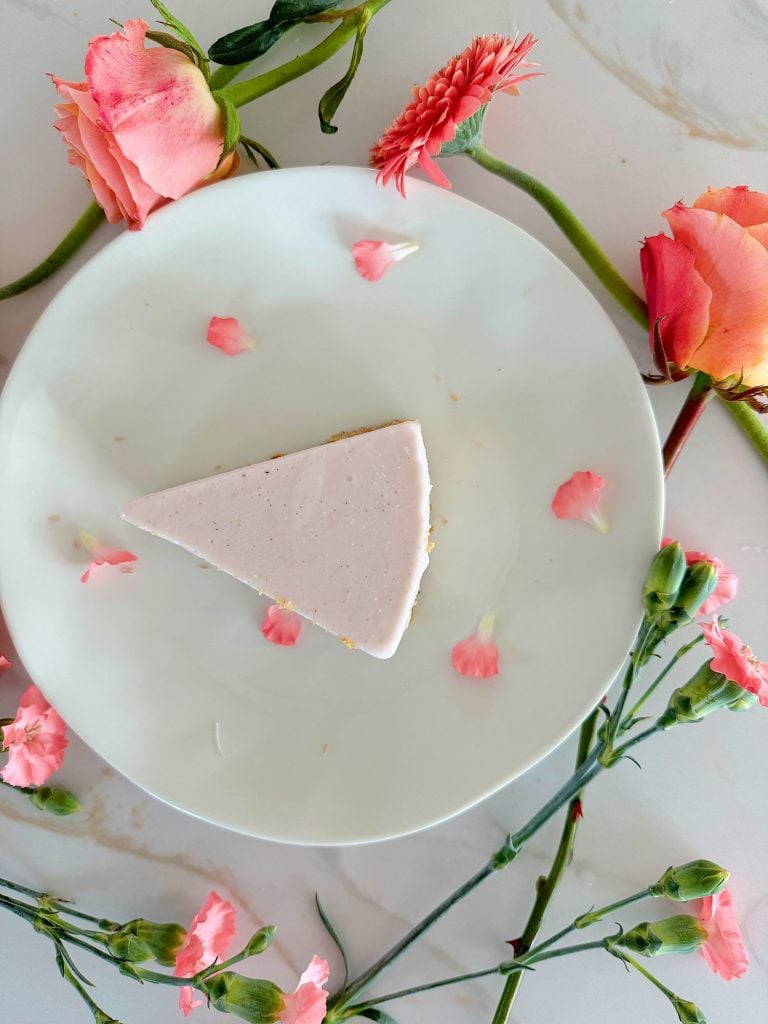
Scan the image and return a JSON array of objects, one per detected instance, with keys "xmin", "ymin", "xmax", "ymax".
[
  {"xmin": 0, "ymin": 201, "xmax": 105, "ymax": 301},
  {"xmin": 720, "ymin": 398, "xmax": 768, "ymax": 467},
  {"xmin": 612, "ymin": 723, "xmax": 664, "ymax": 760},
  {"xmin": 221, "ymin": 0, "xmax": 392, "ymax": 109},
  {"xmin": 616, "ymin": 950, "xmax": 680, "ymax": 1001},
  {"xmin": 622, "ymin": 634, "xmax": 705, "ymax": 729},
  {"xmin": 54, "ymin": 943, "xmax": 116, "ymax": 1023},
  {"xmin": 602, "ymin": 622, "xmax": 655, "ymax": 755},
  {"xmin": 209, "ymin": 61, "xmax": 251, "ymax": 90},
  {"xmin": 490, "ymin": 709, "xmax": 600, "ymax": 1024},
  {"xmin": 466, "ymin": 144, "xmax": 648, "ymax": 326}
]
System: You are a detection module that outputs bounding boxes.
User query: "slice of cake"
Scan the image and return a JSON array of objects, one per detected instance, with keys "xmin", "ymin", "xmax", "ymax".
[{"xmin": 122, "ymin": 421, "xmax": 432, "ymax": 658}]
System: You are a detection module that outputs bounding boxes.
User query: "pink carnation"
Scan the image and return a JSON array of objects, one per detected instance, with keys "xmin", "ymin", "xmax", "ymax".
[
  {"xmin": 174, "ymin": 891, "xmax": 236, "ymax": 1016},
  {"xmin": 551, "ymin": 470, "xmax": 609, "ymax": 533},
  {"xmin": 371, "ymin": 33, "xmax": 538, "ymax": 195},
  {"xmin": 702, "ymin": 618, "xmax": 768, "ymax": 706},
  {"xmin": 697, "ymin": 889, "xmax": 749, "ymax": 980},
  {"xmin": 279, "ymin": 956, "xmax": 330, "ymax": 1024},
  {"xmin": 1, "ymin": 685, "xmax": 68, "ymax": 788},
  {"xmin": 52, "ymin": 20, "xmax": 235, "ymax": 229},
  {"xmin": 661, "ymin": 538, "xmax": 738, "ymax": 614}
]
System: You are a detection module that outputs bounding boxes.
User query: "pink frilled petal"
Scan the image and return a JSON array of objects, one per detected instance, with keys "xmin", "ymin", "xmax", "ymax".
[
  {"xmin": 640, "ymin": 233, "xmax": 712, "ymax": 372},
  {"xmin": 206, "ymin": 316, "xmax": 256, "ymax": 356},
  {"xmin": 551, "ymin": 471, "xmax": 609, "ymax": 533},
  {"xmin": 262, "ymin": 604, "xmax": 302, "ymax": 647},
  {"xmin": 351, "ymin": 240, "xmax": 419, "ymax": 282},
  {"xmin": 697, "ymin": 890, "xmax": 749, "ymax": 981},
  {"xmin": 78, "ymin": 531, "xmax": 138, "ymax": 583},
  {"xmin": 451, "ymin": 614, "xmax": 499, "ymax": 679},
  {"xmin": 279, "ymin": 957, "xmax": 330, "ymax": 1024},
  {"xmin": 174, "ymin": 891, "xmax": 236, "ymax": 1015},
  {"xmin": 702, "ymin": 618, "xmax": 768, "ymax": 707},
  {"xmin": 1, "ymin": 685, "xmax": 68, "ymax": 788},
  {"xmin": 660, "ymin": 538, "xmax": 739, "ymax": 614},
  {"xmin": 0, "ymin": 656, "xmax": 11, "ymax": 671},
  {"xmin": 85, "ymin": 20, "xmax": 224, "ymax": 200},
  {"xmin": 663, "ymin": 202, "xmax": 768, "ymax": 386}
]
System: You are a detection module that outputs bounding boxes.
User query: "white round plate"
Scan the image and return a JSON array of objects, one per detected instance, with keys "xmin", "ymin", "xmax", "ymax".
[{"xmin": 0, "ymin": 167, "xmax": 662, "ymax": 845}]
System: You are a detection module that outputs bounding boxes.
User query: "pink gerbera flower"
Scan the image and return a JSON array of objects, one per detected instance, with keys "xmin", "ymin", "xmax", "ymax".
[
  {"xmin": 661, "ymin": 538, "xmax": 738, "ymax": 614},
  {"xmin": 280, "ymin": 956, "xmax": 330, "ymax": 1024},
  {"xmin": 371, "ymin": 33, "xmax": 539, "ymax": 196},
  {"xmin": 79, "ymin": 531, "xmax": 137, "ymax": 583},
  {"xmin": 702, "ymin": 617, "xmax": 768, "ymax": 706},
  {"xmin": 451, "ymin": 613, "xmax": 500, "ymax": 678},
  {"xmin": 697, "ymin": 889, "xmax": 749, "ymax": 980},
  {"xmin": 1, "ymin": 685, "xmax": 68, "ymax": 788},
  {"xmin": 174, "ymin": 891, "xmax": 236, "ymax": 1016}
]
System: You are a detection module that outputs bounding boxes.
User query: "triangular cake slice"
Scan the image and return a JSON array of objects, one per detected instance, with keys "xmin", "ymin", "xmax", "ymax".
[{"xmin": 122, "ymin": 421, "xmax": 432, "ymax": 658}]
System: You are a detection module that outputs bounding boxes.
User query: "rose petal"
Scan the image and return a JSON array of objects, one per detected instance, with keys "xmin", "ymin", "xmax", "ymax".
[
  {"xmin": 551, "ymin": 471, "xmax": 609, "ymax": 532},
  {"xmin": 206, "ymin": 316, "xmax": 256, "ymax": 356},
  {"xmin": 640, "ymin": 233, "xmax": 712, "ymax": 372},
  {"xmin": 663, "ymin": 202, "xmax": 768, "ymax": 385},
  {"xmin": 698, "ymin": 889, "xmax": 749, "ymax": 981},
  {"xmin": 261, "ymin": 604, "xmax": 302, "ymax": 647},
  {"xmin": 451, "ymin": 614, "xmax": 499, "ymax": 679},
  {"xmin": 351, "ymin": 240, "xmax": 419, "ymax": 282},
  {"xmin": 694, "ymin": 185, "xmax": 768, "ymax": 231}
]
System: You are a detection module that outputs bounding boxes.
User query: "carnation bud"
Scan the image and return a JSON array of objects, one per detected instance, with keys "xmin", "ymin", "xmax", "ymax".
[
  {"xmin": 650, "ymin": 861, "xmax": 730, "ymax": 902},
  {"xmin": 29, "ymin": 786, "xmax": 81, "ymax": 816},
  {"xmin": 656, "ymin": 562, "xmax": 717, "ymax": 632},
  {"xmin": 242, "ymin": 925, "xmax": 276, "ymax": 957},
  {"xmin": 658, "ymin": 663, "xmax": 750, "ymax": 729},
  {"xmin": 201, "ymin": 971, "xmax": 284, "ymax": 1023},
  {"xmin": 109, "ymin": 919, "xmax": 186, "ymax": 967},
  {"xmin": 670, "ymin": 996, "xmax": 709, "ymax": 1023},
  {"xmin": 643, "ymin": 543, "xmax": 687, "ymax": 619},
  {"xmin": 619, "ymin": 915, "xmax": 707, "ymax": 957}
]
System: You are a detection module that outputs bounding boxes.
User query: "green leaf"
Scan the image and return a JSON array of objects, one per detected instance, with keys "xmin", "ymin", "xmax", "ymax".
[
  {"xmin": 239, "ymin": 135, "xmax": 281, "ymax": 169},
  {"xmin": 213, "ymin": 93, "xmax": 241, "ymax": 165},
  {"xmin": 358, "ymin": 1010, "xmax": 400, "ymax": 1024},
  {"xmin": 318, "ymin": 12, "xmax": 369, "ymax": 134},
  {"xmin": 209, "ymin": 0, "xmax": 341, "ymax": 65},
  {"xmin": 149, "ymin": 0, "xmax": 204, "ymax": 53},
  {"xmin": 314, "ymin": 893, "xmax": 349, "ymax": 989},
  {"xmin": 145, "ymin": 30, "xmax": 202, "ymax": 67}
]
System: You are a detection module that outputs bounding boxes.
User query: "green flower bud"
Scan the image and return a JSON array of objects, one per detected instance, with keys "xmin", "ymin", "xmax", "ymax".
[
  {"xmin": 112, "ymin": 919, "xmax": 186, "ymax": 967},
  {"xmin": 643, "ymin": 543, "xmax": 687, "ymax": 619},
  {"xmin": 201, "ymin": 972, "xmax": 284, "ymax": 1023},
  {"xmin": 650, "ymin": 860, "xmax": 730, "ymax": 902},
  {"xmin": 105, "ymin": 931, "xmax": 156, "ymax": 964},
  {"xmin": 242, "ymin": 925, "xmax": 276, "ymax": 957},
  {"xmin": 619, "ymin": 915, "xmax": 707, "ymax": 957},
  {"xmin": 671, "ymin": 996, "xmax": 709, "ymax": 1023},
  {"xmin": 658, "ymin": 663, "xmax": 749, "ymax": 729},
  {"xmin": 29, "ymin": 786, "xmax": 81, "ymax": 816},
  {"xmin": 727, "ymin": 690, "xmax": 758, "ymax": 713},
  {"xmin": 656, "ymin": 562, "xmax": 717, "ymax": 632}
]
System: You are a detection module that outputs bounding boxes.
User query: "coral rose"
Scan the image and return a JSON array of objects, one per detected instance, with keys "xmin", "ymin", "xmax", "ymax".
[
  {"xmin": 641, "ymin": 186, "xmax": 768, "ymax": 386},
  {"xmin": 52, "ymin": 19, "xmax": 235, "ymax": 229}
]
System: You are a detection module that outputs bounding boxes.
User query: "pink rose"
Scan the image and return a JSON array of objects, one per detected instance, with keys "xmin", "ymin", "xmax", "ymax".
[{"xmin": 52, "ymin": 20, "xmax": 236, "ymax": 229}]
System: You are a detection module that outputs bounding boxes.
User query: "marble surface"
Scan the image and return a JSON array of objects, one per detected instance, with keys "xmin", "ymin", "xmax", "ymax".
[{"xmin": 1, "ymin": 2, "xmax": 767, "ymax": 1022}]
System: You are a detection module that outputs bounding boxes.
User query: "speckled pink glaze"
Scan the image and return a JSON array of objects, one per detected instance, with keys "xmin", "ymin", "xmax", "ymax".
[{"xmin": 122, "ymin": 422, "xmax": 432, "ymax": 658}]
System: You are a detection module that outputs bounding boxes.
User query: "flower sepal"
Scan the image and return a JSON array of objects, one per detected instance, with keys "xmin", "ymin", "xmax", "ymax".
[
  {"xmin": 107, "ymin": 918, "xmax": 186, "ymax": 967},
  {"xmin": 642, "ymin": 542, "xmax": 687, "ymax": 619},
  {"xmin": 619, "ymin": 915, "xmax": 707, "ymax": 957},
  {"xmin": 438, "ymin": 105, "xmax": 488, "ymax": 156},
  {"xmin": 658, "ymin": 663, "xmax": 755, "ymax": 729},
  {"xmin": 655, "ymin": 562, "xmax": 718, "ymax": 634},
  {"xmin": 670, "ymin": 997, "xmax": 709, "ymax": 1024},
  {"xmin": 201, "ymin": 971, "xmax": 284, "ymax": 1023},
  {"xmin": 650, "ymin": 861, "xmax": 730, "ymax": 902}
]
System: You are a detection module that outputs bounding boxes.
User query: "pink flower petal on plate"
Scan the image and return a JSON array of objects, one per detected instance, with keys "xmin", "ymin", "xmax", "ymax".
[
  {"xmin": 352, "ymin": 240, "xmax": 419, "ymax": 282},
  {"xmin": 697, "ymin": 889, "xmax": 749, "ymax": 981},
  {"xmin": 0, "ymin": 656, "xmax": 11, "ymax": 671},
  {"xmin": 551, "ymin": 471, "xmax": 609, "ymax": 533},
  {"xmin": 1, "ymin": 684, "xmax": 68, "ymax": 788},
  {"xmin": 79, "ymin": 531, "xmax": 138, "ymax": 583},
  {"xmin": 206, "ymin": 316, "xmax": 256, "ymax": 356},
  {"xmin": 451, "ymin": 614, "xmax": 500, "ymax": 679},
  {"xmin": 261, "ymin": 603, "xmax": 302, "ymax": 647}
]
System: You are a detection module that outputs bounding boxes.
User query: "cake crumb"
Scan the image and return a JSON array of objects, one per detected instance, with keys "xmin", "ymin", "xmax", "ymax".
[
  {"xmin": 474, "ymin": 440, "xmax": 483, "ymax": 448},
  {"xmin": 275, "ymin": 596, "xmax": 293, "ymax": 610},
  {"xmin": 214, "ymin": 464, "xmax": 223, "ymax": 471},
  {"xmin": 198, "ymin": 563, "xmax": 210, "ymax": 569},
  {"xmin": 450, "ymin": 392, "xmax": 460, "ymax": 403},
  {"xmin": 321, "ymin": 742, "xmax": 329, "ymax": 755},
  {"xmin": 327, "ymin": 420, "xmax": 402, "ymax": 443},
  {"xmin": 113, "ymin": 435, "xmax": 126, "ymax": 443},
  {"xmin": 339, "ymin": 636, "xmax": 357, "ymax": 649},
  {"xmin": 271, "ymin": 452, "xmax": 285, "ymax": 460},
  {"xmin": 441, "ymin": 517, "xmax": 449, "ymax": 525},
  {"xmin": 47, "ymin": 514, "xmax": 61, "ymax": 523},
  {"xmin": 434, "ymin": 373, "xmax": 444, "ymax": 382},
  {"xmin": 426, "ymin": 540, "xmax": 435, "ymax": 553}
]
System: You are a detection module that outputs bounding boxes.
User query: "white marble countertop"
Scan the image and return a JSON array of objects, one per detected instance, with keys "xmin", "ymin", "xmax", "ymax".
[{"xmin": 1, "ymin": 2, "xmax": 767, "ymax": 1022}]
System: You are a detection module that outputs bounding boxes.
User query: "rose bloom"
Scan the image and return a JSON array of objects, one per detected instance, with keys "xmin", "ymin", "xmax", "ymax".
[
  {"xmin": 52, "ymin": 19, "xmax": 236, "ymax": 229},
  {"xmin": 641, "ymin": 186, "xmax": 768, "ymax": 386},
  {"xmin": 371, "ymin": 33, "xmax": 538, "ymax": 196}
]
